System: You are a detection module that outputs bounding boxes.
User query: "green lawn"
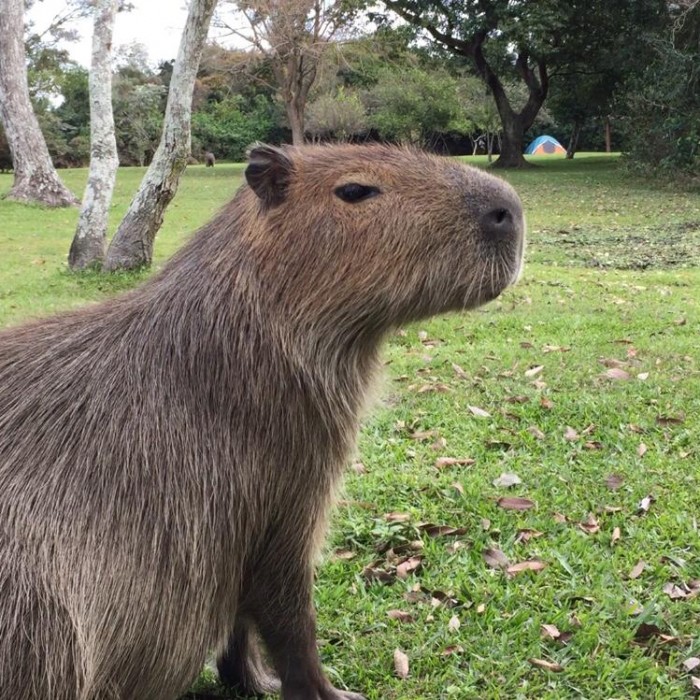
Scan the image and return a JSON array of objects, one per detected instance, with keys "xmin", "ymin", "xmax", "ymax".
[{"xmin": 2, "ymin": 157, "xmax": 700, "ymax": 699}]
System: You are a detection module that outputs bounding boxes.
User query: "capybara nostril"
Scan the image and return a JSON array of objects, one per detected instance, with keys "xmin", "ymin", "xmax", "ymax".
[{"xmin": 481, "ymin": 206, "xmax": 516, "ymax": 240}]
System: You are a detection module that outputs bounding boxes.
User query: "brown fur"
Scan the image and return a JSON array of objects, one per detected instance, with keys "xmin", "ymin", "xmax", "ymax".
[
  {"xmin": 0, "ymin": 144, "xmax": 524, "ymax": 699},
  {"xmin": 204, "ymin": 151, "xmax": 215, "ymax": 167}
]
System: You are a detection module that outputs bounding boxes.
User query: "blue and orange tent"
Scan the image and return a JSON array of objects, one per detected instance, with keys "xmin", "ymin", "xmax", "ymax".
[{"xmin": 525, "ymin": 135, "xmax": 566, "ymax": 155}]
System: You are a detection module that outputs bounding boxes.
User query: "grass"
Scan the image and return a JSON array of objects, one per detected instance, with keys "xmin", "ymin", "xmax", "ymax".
[{"xmin": 2, "ymin": 156, "xmax": 700, "ymax": 699}]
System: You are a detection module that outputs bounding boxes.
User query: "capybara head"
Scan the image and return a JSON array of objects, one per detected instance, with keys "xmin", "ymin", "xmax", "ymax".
[{"xmin": 241, "ymin": 143, "xmax": 524, "ymax": 330}]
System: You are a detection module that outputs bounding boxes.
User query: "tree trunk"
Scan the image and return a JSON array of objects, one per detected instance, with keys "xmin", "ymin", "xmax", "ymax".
[
  {"xmin": 0, "ymin": 0, "xmax": 78, "ymax": 206},
  {"xmin": 68, "ymin": 0, "xmax": 119, "ymax": 270},
  {"xmin": 493, "ymin": 116, "xmax": 528, "ymax": 168},
  {"xmin": 103, "ymin": 0, "xmax": 218, "ymax": 271},
  {"xmin": 604, "ymin": 117, "xmax": 612, "ymax": 153},
  {"xmin": 286, "ymin": 101, "xmax": 305, "ymax": 146},
  {"xmin": 566, "ymin": 121, "xmax": 582, "ymax": 160}
]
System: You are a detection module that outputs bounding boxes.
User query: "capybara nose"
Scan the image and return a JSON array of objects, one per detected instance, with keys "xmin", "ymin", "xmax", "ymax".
[{"xmin": 480, "ymin": 205, "xmax": 518, "ymax": 241}]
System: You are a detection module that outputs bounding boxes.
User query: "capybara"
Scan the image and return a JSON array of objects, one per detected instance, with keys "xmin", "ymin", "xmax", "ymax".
[
  {"xmin": 205, "ymin": 151, "xmax": 215, "ymax": 167},
  {"xmin": 0, "ymin": 144, "xmax": 525, "ymax": 699}
]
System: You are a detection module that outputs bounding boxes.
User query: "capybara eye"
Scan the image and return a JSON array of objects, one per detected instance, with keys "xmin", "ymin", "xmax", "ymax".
[{"xmin": 334, "ymin": 183, "xmax": 380, "ymax": 203}]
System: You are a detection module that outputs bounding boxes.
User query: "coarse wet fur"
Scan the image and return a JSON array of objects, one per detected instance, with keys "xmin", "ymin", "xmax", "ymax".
[{"xmin": 0, "ymin": 144, "xmax": 525, "ymax": 699}]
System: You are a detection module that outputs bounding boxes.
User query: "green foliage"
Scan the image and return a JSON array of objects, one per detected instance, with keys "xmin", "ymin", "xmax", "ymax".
[
  {"xmin": 306, "ymin": 88, "xmax": 368, "ymax": 141},
  {"xmin": 363, "ymin": 66, "xmax": 471, "ymax": 145},
  {"xmin": 191, "ymin": 95, "xmax": 277, "ymax": 161},
  {"xmin": 621, "ymin": 5, "xmax": 700, "ymax": 178}
]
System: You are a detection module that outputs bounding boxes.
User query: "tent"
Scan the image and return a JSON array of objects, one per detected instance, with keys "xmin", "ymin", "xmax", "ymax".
[{"xmin": 525, "ymin": 135, "xmax": 566, "ymax": 155}]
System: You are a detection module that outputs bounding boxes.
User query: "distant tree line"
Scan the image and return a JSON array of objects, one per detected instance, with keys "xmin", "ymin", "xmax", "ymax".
[{"xmin": 1, "ymin": 0, "xmax": 697, "ymax": 177}]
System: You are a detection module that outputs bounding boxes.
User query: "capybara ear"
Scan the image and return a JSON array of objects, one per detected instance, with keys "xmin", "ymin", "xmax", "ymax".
[{"xmin": 245, "ymin": 144, "xmax": 293, "ymax": 209}]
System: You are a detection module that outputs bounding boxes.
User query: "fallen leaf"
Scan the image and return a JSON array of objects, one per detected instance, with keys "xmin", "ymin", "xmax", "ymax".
[
  {"xmin": 515, "ymin": 528, "xmax": 544, "ymax": 544},
  {"xmin": 441, "ymin": 645, "xmax": 464, "ymax": 656},
  {"xmin": 579, "ymin": 513, "xmax": 600, "ymax": 535},
  {"xmin": 638, "ymin": 495, "xmax": 654, "ymax": 514},
  {"xmin": 497, "ymin": 496, "xmax": 535, "ymax": 511},
  {"xmin": 605, "ymin": 473, "xmax": 625, "ymax": 490},
  {"xmin": 553, "ymin": 512, "xmax": 568, "ymax": 524},
  {"xmin": 431, "ymin": 437, "xmax": 447, "ymax": 450},
  {"xmin": 451, "ymin": 481, "xmax": 465, "ymax": 495},
  {"xmin": 540, "ymin": 396, "xmax": 554, "ymax": 409},
  {"xmin": 483, "ymin": 547, "xmax": 510, "ymax": 569},
  {"xmin": 362, "ymin": 565, "xmax": 395, "ymax": 585},
  {"xmin": 602, "ymin": 367, "xmax": 630, "ymax": 380},
  {"xmin": 452, "ymin": 363, "xmax": 469, "ymax": 379},
  {"xmin": 334, "ymin": 549, "xmax": 356, "ymax": 560},
  {"xmin": 564, "ymin": 426, "xmax": 579, "ymax": 441},
  {"xmin": 385, "ymin": 512, "xmax": 411, "ymax": 522},
  {"xmin": 409, "ymin": 429, "xmax": 438, "ymax": 441},
  {"xmin": 435, "ymin": 457, "xmax": 475, "ymax": 469},
  {"xmin": 637, "ymin": 372, "xmax": 649, "ymax": 380},
  {"xmin": 393, "ymin": 649, "xmax": 409, "ymax": 679},
  {"xmin": 541, "ymin": 624, "xmax": 561, "ymax": 640},
  {"xmin": 448, "ymin": 615, "xmax": 460, "ymax": 632},
  {"xmin": 583, "ymin": 440, "xmax": 603, "ymax": 450},
  {"xmin": 493, "ymin": 472, "xmax": 522, "ymax": 488},
  {"xmin": 528, "ymin": 425, "xmax": 545, "ymax": 440},
  {"xmin": 476, "ymin": 603, "xmax": 486, "ymax": 614},
  {"xmin": 507, "ymin": 395, "xmax": 530, "ymax": 404},
  {"xmin": 628, "ymin": 560, "xmax": 646, "ymax": 579},
  {"xmin": 528, "ymin": 658, "xmax": 564, "ymax": 672},
  {"xmin": 396, "ymin": 556, "xmax": 423, "ymax": 579},
  {"xmin": 637, "ymin": 443, "xmax": 648, "ymax": 457},
  {"xmin": 506, "ymin": 559, "xmax": 547, "ymax": 575},
  {"xmin": 663, "ymin": 582, "xmax": 689, "ymax": 600},
  {"xmin": 480, "ymin": 518, "xmax": 491, "ymax": 531},
  {"xmin": 525, "ymin": 365, "xmax": 544, "ymax": 378},
  {"xmin": 387, "ymin": 610, "xmax": 414, "ymax": 623},
  {"xmin": 418, "ymin": 524, "xmax": 468, "ymax": 538},
  {"xmin": 468, "ymin": 405, "xmax": 491, "ymax": 418},
  {"xmin": 611, "ymin": 526, "xmax": 621, "ymax": 545},
  {"xmin": 656, "ymin": 414, "xmax": 685, "ymax": 426},
  {"xmin": 684, "ymin": 657, "xmax": 700, "ymax": 672},
  {"xmin": 691, "ymin": 676, "xmax": 700, "ymax": 692}
]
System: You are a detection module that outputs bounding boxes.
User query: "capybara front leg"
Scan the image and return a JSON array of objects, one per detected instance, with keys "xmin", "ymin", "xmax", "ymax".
[
  {"xmin": 217, "ymin": 619, "xmax": 280, "ymax": 697},
  {"xmin": 250, "ymin": 565, "xmax": 366, "ymax": 700}
]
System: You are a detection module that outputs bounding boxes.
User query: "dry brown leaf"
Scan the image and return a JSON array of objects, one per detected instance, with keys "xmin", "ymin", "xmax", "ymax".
[
  {"xmin": 605, "ymin": 473, "xmax": 625, "ymax": 490},
  {"xmin": 418, "ymin": 524, "xmax": 468, "ymax": 538},
  {"xmin": 448, "ymin": 615, "xmax": 461, "ymax": 632},
  {"xmin": 611, "ymin": 526, "xmax": 621, "ymax": 546},
  {"xmin": 393, "ymin": 649, "xmax": 409, "ymax": 679},
  {"xmin": 628, "ymin": 560, "xmax": 646, "ymax": 579},
  {"xmin": 431, "ymin": 437, "xmax": 447, "ymax": 451},
  {"xmin": 387, "ymin": 610, "xmax": 415, "ymax": 623},
  {"xmin": 493, "ymin": 472, "xmax": 522, "ymax": 488},
  {"xmin": 579, "ymin": 513, "xmax": 600, "ymax": 535},
  {"xmin": 637, "ymin": 442, "xmax": 648, "ymax": 457},
  {"xmin": 506, "ymin": 559, "xmax": 547, "ymax": 575},
  {"xmin": 452, "ymin": 481, "xmax": 465, "ymax": 495},
  {"xmin": 663, "ymin": 582, "xmax": 689, "ymax": 600},
  {"xmin": 468, "ymin": 405, "xmax": 491, "ymax": 418},
  {"xmin": 656, "ymin": 413, "xmax": 685, "ymax": 425},
  {"xmin": 553, "ymin": 512, "xmax": 568, "ymax": 524},
  {"xmin": 540, "ymin": 396, "xmax": 554, "ymax": 409},
  {"xmin": 684, "ymin": 657, "xmax": 700, "ymax": 672},
  {"xmin": 528, "ymin": 425, "xmax": 546, "ymax": 440},
  {"xmin": 452, "ymin": 363, "xmax": 469, "ymax": 379},
  {"xmin": 480, "ymin": 518, "xmax": 491, "ymax": 531},
  {"xmin": 497, "ymin": 496, "xmax": 535, "ymax": 511},
  {"xmin": 564, "ymin": 426, "xmax": 579, "ymax": 441},
  {"xmin": 691, "ymin": 676, "xmax": 700, "ymax": 693},
  {"xmin": 334, "ymin": 549, "xmax": 356, "ymax": 560},
  {"xmin": 541, "ymin": 624, "xmax": 561, "ymax": 640},
  {"xmin": 435, "ymin": 456, "xmax": 475, "ymax": 469},
  {"xmin": 362, "ymin": 566, "xmax": 395, "ymax": 585},
  {"xmin": 385, "ymin": 512, "xmax": 411, "ymax": 523},
  {"xmin": 525, "ymin": 365, "xmax": 544, "ymax": 378},
  {"xmin": 441, "ymin": 645, "xmax": 464, "ymax": 656},
  {"xmin": 507, "ymin": 395, "xmax": 530, "ymax": 404},
  {"xmin": 483, "ymin": 547, "xmax": 510, "ymax": 569},
  {"xmin": 638, "ymin": 495, "xmax": 654, "ymax": 514},
  {"xmin": 602, "ymin": 367, "xmax": 631, "ymax": 380},
  {"xmin": 515, "ymin": 528, "xmax": 544, "ymax": 544},
  {"xmin": 409, "ymin": 429, "xmax": 438, "ymax": 441},
  {"xmin": 396, "ymin": 556, "xmax": 423, "ymax": 580},
  {"xmin": 528, "ymin": 658, "xmax": 564, "ymax": 672},
  {"xmin": 476, "ymin": 603, "xmax": 486, "ymax": 614}
]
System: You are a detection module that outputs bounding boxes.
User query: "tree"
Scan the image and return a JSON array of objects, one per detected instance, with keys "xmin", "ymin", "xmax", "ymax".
[
  {"xmin": 382, "ymin": 0, "xmax": 666, "ymax": 168},
  {"xmin": 68, "ymin": 0, "xmax": 120, "ymax": 270},
  {"xmin": 306, "ymin": 87, "xmax": 367, "ymax": 141},
  {"xmin": 0, "ymin": 0, "xmax": 78, "ymax": 205},
  {"xmin": 104, "ymin": 0, "xmax": 219, "ymax": 271},
  {"xmin": 217, "ymin": 0, "xmax": 363, "ymax": 145}
]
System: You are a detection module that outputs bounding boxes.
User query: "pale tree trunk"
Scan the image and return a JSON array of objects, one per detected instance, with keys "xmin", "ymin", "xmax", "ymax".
[
  {"xmin": 286, "ymin": 100, "xmax": 305, "ymax": 145},
  {"xmin": 68, "ymin": 0, "xmax": 119, "ymax": 270},
  {"xmin": 103, "ymin": 0, "xmax": 218, "ymax": 271},
  {"xmin": 0, "ymin": 0, "xmax": 78, "ymax": 206}
]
